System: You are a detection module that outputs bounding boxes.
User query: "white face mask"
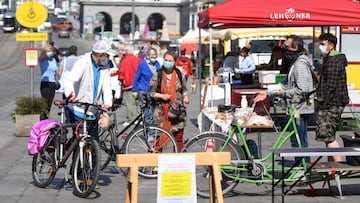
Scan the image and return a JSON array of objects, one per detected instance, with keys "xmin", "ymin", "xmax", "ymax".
[{"xmin": 319, "ymin": 45, "xmax": 329, "ymax": 55}]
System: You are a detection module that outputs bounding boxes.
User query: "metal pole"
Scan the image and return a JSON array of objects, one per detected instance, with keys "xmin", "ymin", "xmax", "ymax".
[
  {"xmin": 209, "ymin": 28, "xmax": 213, "ymax": 107},
  {"xmin": 131, "ymin": 0, "xmax": 135, "ymax": 40},
  {"xmin": 198, "ymin": 26, "xmax": 202, "ymax": 110},
  {"xmin": 30, "ymin": 40, "xmax": 34, "ymax": 98}
]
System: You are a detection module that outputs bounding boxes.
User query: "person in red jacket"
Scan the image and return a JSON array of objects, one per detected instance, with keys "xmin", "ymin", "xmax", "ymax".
[
  {"xmin": 118, "ymin": 44, "xmax": 141, "ymax": 125},
  {"xmin": 176, "ymin": 49, "xmax": 193, "ymax": 82}
]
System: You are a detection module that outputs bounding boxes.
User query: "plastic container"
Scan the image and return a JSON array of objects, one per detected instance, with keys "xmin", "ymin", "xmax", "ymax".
[
  {"xmin": 275, "ymin": 74, "xmax": 287, "ymax": 84},
  {"xmin": 258, "ymin": 70, "xmax": 280, "ymax": 84},
  {"xmin": 340, "ymin": 135, "xmax": 360, "ymax": 165},
  {"xmin": 241, "ymin": 95, "xmax": 248, "ymax": 108}
]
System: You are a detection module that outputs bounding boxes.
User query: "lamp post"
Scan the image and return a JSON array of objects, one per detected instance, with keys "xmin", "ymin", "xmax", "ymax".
[{"xmin": 131, "ymin": 0, "xmax": 135, "ymax": 40}]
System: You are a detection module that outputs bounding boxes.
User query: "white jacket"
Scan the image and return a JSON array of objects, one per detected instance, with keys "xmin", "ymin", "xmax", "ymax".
[{"xmin": 64, "ymin": 52, "xmax": 113, "ymax": 114}]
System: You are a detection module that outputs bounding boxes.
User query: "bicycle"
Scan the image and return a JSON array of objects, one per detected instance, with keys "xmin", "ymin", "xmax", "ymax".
[
  {"xmin": 183, "ymin": 92, "xmax": 315, "ymax": 197},
  {"xmin": 98, "ymin": 93, "xmax": 179, "ymax": 178},
  {"xmin": 31, "ymin": 100, "xmax": 106, "ymax": 198}
]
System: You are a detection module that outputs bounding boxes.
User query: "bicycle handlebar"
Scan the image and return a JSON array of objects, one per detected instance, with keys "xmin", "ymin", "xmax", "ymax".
[{"xmin": 53, "ymin": 99, "xmax": 108, "ymax": 113}]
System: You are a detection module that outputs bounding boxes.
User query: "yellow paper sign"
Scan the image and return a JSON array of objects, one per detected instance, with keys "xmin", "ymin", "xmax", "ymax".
[
  {"xmin": 160, "ymin": 172, "xmax": 192, "ymax": 197},
  {"xmin": 16, "ymin": 2, "xmax": 47, "ymax": 28},
  {"xmin": 16, "ymin": 32, "xmax": 48, "ymax": 41},
  {"xmin": 24, "ymin": 48, "xmax": 39, "ymax": 67}
]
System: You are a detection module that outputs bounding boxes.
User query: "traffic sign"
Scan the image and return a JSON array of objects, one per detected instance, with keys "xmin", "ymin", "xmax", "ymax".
[
  {"xmin": 16, "ymin": 2, "xmax": 47, "ymax": 28},
  {"xmin": 16, "ymin": 32, "xmax": 48, "ymax": 41}
]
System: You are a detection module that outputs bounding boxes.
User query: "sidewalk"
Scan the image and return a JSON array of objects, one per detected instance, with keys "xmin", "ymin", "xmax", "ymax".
[{"xmin": 1, "ymin": 78, "xmax": 360, "ymax": 202}]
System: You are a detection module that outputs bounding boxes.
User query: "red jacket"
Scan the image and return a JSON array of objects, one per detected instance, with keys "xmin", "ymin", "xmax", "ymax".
[
  {"xmin": 118, "ymin": 54, "xmax": 141, "ymax": 90},
  {"xmin": 176, "ymin": 56, "xmax": 193, "ymax": 78}
]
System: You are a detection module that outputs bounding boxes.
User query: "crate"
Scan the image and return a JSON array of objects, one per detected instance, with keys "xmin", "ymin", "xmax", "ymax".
[
  {"xmin": 258, "ymin": 70, "xmax": 280, "ymax": 84},
  {"xmin": 340, "ymin": 135, "xmax": 360, "ymax": 165},
  {"xmin": 275, "ymin": 74, "xmax": 287, "ymax": 84}
]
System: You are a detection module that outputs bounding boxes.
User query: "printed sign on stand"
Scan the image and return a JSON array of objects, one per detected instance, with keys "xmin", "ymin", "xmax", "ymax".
[
  {"xmin": 24, "ymin": 48, "xmax": 39, "ymax": 67},
  {"xmin": 157, "ymin": 155, "xmax": 197, "ymax": 203}
]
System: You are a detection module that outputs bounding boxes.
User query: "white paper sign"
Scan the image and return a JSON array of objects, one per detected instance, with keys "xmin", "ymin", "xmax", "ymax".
[{"xmin": 157, "ymin": 155, "xmax": 197, "ymax": 203}]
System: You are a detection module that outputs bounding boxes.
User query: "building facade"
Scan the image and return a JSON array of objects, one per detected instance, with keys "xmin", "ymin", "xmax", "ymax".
[{"xmin": 78, "ymin": 0, "xmax": 197, "ymax": 40}]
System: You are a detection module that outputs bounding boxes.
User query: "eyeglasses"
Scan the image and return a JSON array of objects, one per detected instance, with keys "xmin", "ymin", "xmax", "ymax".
[{"xmin": 93, "ymin": 53, "xmax": 107, "ymax": 57}]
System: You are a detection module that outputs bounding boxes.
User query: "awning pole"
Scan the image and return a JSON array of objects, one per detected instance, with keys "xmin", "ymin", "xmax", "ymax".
[{"xmin": 209, "ymin": 28, "xmax": 214, "ymax": 107}]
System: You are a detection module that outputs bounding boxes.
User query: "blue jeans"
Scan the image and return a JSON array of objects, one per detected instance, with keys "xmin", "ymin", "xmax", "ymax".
[
  {"xmin": 65, "ymin": 108, "xmax": 99, "ymax": 141},
  {"xmin": 137, "ymin": 90, "xmax": 154, "ymax": 125},
  {"xmin": 289, "ymin": 114, "xmax": 310, "ymax": 163}
]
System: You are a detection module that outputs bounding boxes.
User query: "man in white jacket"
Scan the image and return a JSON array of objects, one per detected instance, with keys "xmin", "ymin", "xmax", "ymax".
[{"xmin": 64, "ymin": 41, "xmax": 113, "ymax": 140}]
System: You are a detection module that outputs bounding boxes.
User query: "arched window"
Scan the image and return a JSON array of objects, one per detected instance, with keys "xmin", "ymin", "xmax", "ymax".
[
  {"xmin": 147, "ymin": 13, "xmax": 165, "ymax": 32},
  {"xmin": 120, "ymin": 13, "xmax": 139, "ymax": 34}
]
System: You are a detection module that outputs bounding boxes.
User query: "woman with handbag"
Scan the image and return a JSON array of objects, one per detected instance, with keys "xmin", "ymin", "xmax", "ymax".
[
  {"xmin": 149, "ymin": 50, "xmax": 190, "ymax": 151},
  {"xmin": 39, "ymin": 43, "xmax": 59, "ymax": 119}
]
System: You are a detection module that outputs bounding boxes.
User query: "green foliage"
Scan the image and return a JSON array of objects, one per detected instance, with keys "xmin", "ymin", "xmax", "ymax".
[{"xmin": 14, "ymin": 97, "xmax": 48, "ymax": 115}]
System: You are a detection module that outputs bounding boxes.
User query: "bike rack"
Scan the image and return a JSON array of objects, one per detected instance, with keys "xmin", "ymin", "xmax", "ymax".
[{"xmin": 116, "ymin": 152, "xmax": 230, "ymax": 203}]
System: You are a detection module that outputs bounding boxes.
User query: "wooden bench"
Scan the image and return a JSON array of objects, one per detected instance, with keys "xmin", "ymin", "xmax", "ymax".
[
  {"xmin": 116, "ymin": 152, "xmax": 230, "ymax": 203},
  {"xmin": 271, "ymin": 147, "xmax": 360, "ymax": 203}
]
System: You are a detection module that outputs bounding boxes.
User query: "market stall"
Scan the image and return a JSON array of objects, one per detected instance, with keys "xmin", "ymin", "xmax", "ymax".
[
  {"xmin": 197, "ymin": 0, "xmax": 360, "ymax": 131},
  {"xmin": 198, "ymin": 0, "xmax": 360, "ymax": 87}
]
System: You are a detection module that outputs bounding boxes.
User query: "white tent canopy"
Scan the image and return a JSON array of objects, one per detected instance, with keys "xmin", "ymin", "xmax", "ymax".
[
  {"xmin": 177, "ymin": 28, "xmax": 212, "ymax": 44},
  {"xmin": 211, "ymin": 27, "xmax": 321, "ymax": 41}
]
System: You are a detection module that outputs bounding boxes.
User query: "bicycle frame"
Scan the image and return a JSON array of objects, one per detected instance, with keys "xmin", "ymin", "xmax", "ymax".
[
  {"xmin": 217, "ymin": 107, "xmax": 308, "ymax": 184},
  {"xmin": 52, "ymin": 102, "xmax": 100, "ymax": 171}
]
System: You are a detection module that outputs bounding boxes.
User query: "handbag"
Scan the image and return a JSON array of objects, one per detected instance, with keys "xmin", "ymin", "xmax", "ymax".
[
  {"xmin": 55, "ymin": 80, "xmax": 61, "ymax": 90},
  {"xmin": 168, "ymin": 101, "xmax": 187, "ymax": 123}
]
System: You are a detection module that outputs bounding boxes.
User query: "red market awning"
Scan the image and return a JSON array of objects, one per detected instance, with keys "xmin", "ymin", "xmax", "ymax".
[
  {"xmin": 180, "ymin": 43, "xmax": 199, "ymax": 55},
  {"xmin": 198, "ymin": 0, "xmax": 360, "ymax": 29}
]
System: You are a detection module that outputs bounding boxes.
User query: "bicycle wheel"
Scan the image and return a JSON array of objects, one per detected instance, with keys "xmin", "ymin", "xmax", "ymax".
[
  {"xmin": 98, "ymin": 128, "xmax": 112, "ymax": 170},
  {"xmin": 123, "ymin": 125, "xmax": 178, "ymax": 178},
  {"xmin": 72, "ymin": 138, "xmax": 100, "ymax": 198},
  {"xmin": 32, "ymin": 133, "xmax": 57, "ymax": 188},
  {"xmin": 182, "ymin": 132, "xmax": 245, "ymax": 198}
]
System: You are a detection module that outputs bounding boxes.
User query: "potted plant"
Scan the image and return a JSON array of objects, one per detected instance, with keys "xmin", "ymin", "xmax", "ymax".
[{"xmin": 13, "ymin": 96, "xmax": 48, "ymax": 137}]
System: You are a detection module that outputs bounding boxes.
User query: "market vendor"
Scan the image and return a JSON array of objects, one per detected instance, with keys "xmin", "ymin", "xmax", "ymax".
[{"xmin": 239, "ymin": 45, "xmax": 256, "ymax": 85}]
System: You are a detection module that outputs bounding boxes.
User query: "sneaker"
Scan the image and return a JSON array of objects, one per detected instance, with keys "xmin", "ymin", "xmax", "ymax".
[{"xmin": 122, "ymin": 121, "xmax": 130, "ymax": 127}]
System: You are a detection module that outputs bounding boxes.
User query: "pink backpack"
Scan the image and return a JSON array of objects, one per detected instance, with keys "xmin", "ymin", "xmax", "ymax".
[{"xmin": 27, "ymin": 119, "xmax": 60, "ymax": 155}]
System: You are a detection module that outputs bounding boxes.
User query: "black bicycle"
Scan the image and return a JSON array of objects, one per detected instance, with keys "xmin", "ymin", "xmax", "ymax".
[
  {"xmin": 98, "ymin": 93, "xmax": 178, "ymax": 178},
  {"xmin": 32, "ymin": 100, "xmax": 106, "ymax": 198}
]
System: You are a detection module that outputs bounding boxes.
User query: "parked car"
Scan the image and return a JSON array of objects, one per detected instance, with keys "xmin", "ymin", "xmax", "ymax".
[
  {"xmin": 52, "ymin": 20, "xmax": 73, "ymax": 30},
  {"xmin": 58, "ymin": 28, "xmax": 70, "ymax": 38}
]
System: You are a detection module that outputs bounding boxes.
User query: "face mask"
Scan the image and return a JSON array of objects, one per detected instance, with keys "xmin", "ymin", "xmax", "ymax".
[
  {"xmin": 149, "ymin": 57, "xmax": 157, "ymax": 64},
  {"xmin": 319, "ymin": 45, "xmax": 329, "ymax": 55},
  {"xmin": 163, "ymin": 61, "xmax": 174, "ymax": 69},
  {"xmin": 283, "ymin": 49, "xmax": 300, "ymax": 61},
  {"xmin": 98, "ymin": 58, "xmax": 109, "ymax": 67},
  {"xmin": 118, "ymin": 51, "xmax": 125, "ymax": 57},
  {"xmin": 46, "ymin": 52, "xmax": 53, "ymax": 58}
]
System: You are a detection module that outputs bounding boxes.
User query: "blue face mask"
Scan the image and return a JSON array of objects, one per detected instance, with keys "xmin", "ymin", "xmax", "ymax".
[
  {"xmin": 98, "ymin": 58, "xmax": 109, "ymax": 67},
  {"xmin": 163, "ymin": 61, "xmax": 174, "ymax": 69},
  {"xmin": 149, "ymin": 57, "xmax": 157, "ymax": 64},
  {"xmin": 46, "ymin": 52, "xmax": 53, "ymax": 58}
]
